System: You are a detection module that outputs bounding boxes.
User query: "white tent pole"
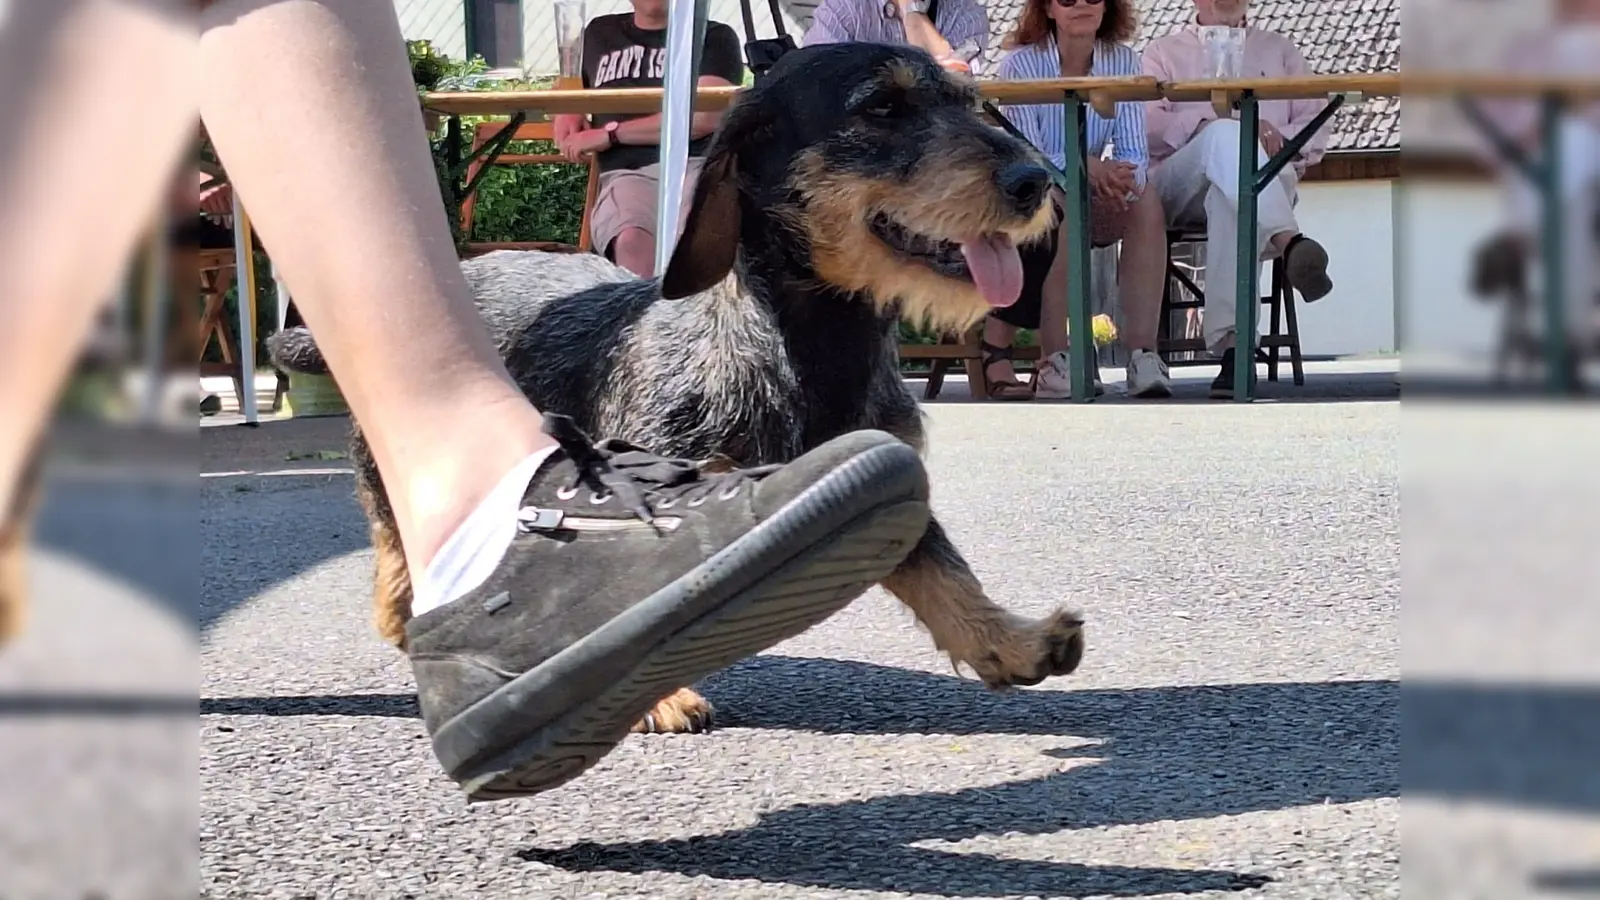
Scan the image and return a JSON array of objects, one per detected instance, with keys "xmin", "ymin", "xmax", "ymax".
[
  {"xmin": 653, "ymin": 0, "xmax": 710, "ymax": 276},
  {"xmin": 231, "ymin": 193, "xmax": 260, "ymax": 424}
]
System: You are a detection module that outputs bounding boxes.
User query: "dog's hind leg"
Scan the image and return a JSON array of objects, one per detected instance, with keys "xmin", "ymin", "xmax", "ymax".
[
  {"xmin": 0, "ymin": 449, "xmax": 44, "ymax": 646},
  {"xmin": 881, "ymin": 517, "xmax": 1084, "ymax": 688},
  {"xmin": 370, "ymin": 515, "xmax": 415, "ymax": 651}
]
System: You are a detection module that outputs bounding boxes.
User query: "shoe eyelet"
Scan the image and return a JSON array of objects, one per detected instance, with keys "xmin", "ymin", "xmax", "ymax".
[
  {"xmin": 656, "ymin": 497, "xmax": 677, "ymax": 509},
  {"xmin": 590, "ymin": 491, "xmax": 611, "ymax": 504},
  {"xmin": 717, "ymin": 485, "xmax": 740, "ymax": 500},
  {"xmin": 687, "ymin": 496, "xmax": 708, "ymax": 507},
  {"xmin": 556, "ymin": 486, "xmax": 578, "ymax": 500}
]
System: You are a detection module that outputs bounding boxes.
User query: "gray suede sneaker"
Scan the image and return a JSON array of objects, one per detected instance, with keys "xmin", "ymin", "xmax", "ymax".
[{"xmin": 406, "ymin": 413, "xmax": 931, "ymax": 802}]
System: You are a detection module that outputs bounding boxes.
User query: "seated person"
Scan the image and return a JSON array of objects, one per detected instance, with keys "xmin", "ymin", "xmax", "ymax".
[
  {"xmin": 803, "ymin": 0, "xmax": 990, "ymax": 74},
  {"xmin": 985, "ymin": 0, "xmax": 1171, "ymax": 400},
  {"xmin": 1141, "ymin": 0, "xmax": 1334, "ymax": 399},
  {"xmin": 552, "ymin": 0, "xmax": 745, "ymax": 277},
  {"xmin": 1475, "ymin": 0, "xmax": 1599, "ymax": 368}
]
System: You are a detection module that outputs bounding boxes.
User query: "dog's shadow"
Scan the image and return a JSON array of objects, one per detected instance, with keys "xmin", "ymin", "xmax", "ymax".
[{"xmin": 511, "ymin": 655, "xmax": 1399, "ymax": 897}]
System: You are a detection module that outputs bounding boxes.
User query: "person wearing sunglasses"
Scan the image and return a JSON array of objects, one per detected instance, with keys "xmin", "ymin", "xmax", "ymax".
[
  {"xmin": 1141, "ymin": 0, "xmax": 1335, "ymax": 399},
  {"xmin": 982, "ymin": 0, "xmax": 1173, "ymax": 401},
  {"xmin": 802, "ymin": 0, "xmax": 991, "ymax": 76}
]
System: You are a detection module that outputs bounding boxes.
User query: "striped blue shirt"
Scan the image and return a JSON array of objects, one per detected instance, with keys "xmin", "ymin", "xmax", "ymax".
[
  {"xmin": 995, "ymin": 38, "xmax": 1150, "ymax": 189},
  {"xmin": 802, "ymin": 0, "xmax": 992, "ymax": 76}
]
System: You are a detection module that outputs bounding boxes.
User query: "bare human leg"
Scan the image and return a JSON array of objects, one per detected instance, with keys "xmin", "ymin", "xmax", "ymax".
[
  {"xmin": 189, "ymin": 0, "xmax": 933, "ymax": 801},
  {"xmin": 611, "ymin": 226, "xmax": 657, "ymax": 277},
  {"xmin": 0, "ymin": 0, "xmax": 196, "ymax": 522},
  {"xmin": 199, "ymin": 0, "xmax": 556, "ymax": 581}
]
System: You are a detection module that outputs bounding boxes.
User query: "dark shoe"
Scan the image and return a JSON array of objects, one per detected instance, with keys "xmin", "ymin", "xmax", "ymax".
[
  {"xmin": 1283, "ymin": 234, "xmax": 1333, "ymax": 302},
  {"xmin": 407, "ymin": 413, "xmax": 931, "ymax": 802},
  {"xmin": 1209, "ymin": 347, "xmax": 1259, "ymax": 400},
  {"xmin": 198, "ymin": 394, "xmax": 222, "ymax": 416}
]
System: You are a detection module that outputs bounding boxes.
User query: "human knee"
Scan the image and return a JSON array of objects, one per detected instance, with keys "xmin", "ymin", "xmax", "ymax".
[
  {"xmin": 1201, "ymin": 118, "xmax": 1242, "ymax": 149},
  {"xmin": 612, "ymin": 227, "xmax": 656, "ymax": 275}
]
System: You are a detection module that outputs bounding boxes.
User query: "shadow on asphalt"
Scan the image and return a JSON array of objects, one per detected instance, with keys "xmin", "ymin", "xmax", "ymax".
[
  {"xmin": 31, "ymin": 471, "xmax": 199, "ymax": 633},
  {"xmin": 516, "ymin": 658, "xmax": 1398, "ymax": 897},
  {"xmin": 198, "ymin": 660, "xmax": 1595, "ymax": 895},
  {"xmin": 206, "ymin": 656, "xmax": 1580, "ymax": 898}
]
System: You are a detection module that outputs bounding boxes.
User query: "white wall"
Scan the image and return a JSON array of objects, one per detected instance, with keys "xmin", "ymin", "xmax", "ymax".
[
  {"xmin": 397, "ymin": 0, "xmax": 467, "ymax": 61},
  {"xmin": 1393, "ymin": 180, "xmax": 1507, "ymax": 358},
  {"xmin": 1291, "ymin": 179, "xmax": 1399, "ymax": 357}
]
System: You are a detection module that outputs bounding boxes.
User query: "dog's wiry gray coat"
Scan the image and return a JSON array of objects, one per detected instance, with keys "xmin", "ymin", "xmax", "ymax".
[
  {"xmin": 270, "ymin": 248, "xmax": 923, "ymax": 517},
  {"xmin": 264, "ymin": 43, "xmax": 1086, "ymax": 731}
]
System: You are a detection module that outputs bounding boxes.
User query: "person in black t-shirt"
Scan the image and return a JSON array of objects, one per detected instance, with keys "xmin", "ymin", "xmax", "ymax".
[{"xmin": 552, "ymin": 0, "xmax": 745, "ymax": 277}]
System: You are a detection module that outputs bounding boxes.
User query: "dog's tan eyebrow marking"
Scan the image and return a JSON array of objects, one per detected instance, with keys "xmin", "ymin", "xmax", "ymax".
[{"xmin": 887, "ymin": 60, "xmax": 921, "ymax": 90}]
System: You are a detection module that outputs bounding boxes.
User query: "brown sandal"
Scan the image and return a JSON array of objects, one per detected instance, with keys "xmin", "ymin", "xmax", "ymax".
[{"xmin": 980, "ymin": 341, "xmax": 1034, "ymax": 401}]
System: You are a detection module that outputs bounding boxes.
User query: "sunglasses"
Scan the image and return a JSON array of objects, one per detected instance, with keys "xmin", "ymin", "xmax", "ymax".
[{"xmin": 1052, "ymin": 0, "xmax": 1106, "ymax": 6}]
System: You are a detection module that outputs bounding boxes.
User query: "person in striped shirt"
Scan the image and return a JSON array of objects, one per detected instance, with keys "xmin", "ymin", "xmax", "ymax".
[
  {"xmin": 983, "ymin": 0, "xmax": 1173, "ymax": 400},
  {"xmin": 802, "ymin": 0, "xmax": 991, "ymax": 75}
]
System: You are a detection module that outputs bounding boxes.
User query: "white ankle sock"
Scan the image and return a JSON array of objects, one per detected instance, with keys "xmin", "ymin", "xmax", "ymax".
[{"xmin": 410, "ymin": 447, "xmax": 558, "ymax": 617}]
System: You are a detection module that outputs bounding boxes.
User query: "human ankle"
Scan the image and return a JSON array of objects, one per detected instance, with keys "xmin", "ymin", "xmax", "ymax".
[{"xmin": 389, "ymin": 419, "xmax": 558, "ymax": 576}]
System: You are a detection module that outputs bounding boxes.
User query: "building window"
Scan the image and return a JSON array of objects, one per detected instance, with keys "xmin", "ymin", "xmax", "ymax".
[{"xmin": 466, "ymin": 0, "xmax": 523, "ymax": 71}]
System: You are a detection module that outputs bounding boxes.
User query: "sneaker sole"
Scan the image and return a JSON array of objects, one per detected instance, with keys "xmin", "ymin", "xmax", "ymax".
[{"xmin": 433, "ymin": 442, "xmax": 931, "ymax": 802}]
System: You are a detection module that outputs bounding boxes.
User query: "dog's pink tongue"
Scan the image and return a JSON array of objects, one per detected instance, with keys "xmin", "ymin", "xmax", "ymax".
[{"xmin": 959, "ymin": 233, "xmax": 1023, "ymax": 308}]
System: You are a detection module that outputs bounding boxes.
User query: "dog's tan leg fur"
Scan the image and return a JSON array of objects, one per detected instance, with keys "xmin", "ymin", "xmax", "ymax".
[
  {"xmin": 0, "ymin": 453, "xmax": 43, "ymax": 647},
  {"xmin": 360, "ymin": 476, "xmax": 714, "ymax": 733},
  {"xmin": 881, "ymin": 519, "xmax": 1084, "ymax": 688}
]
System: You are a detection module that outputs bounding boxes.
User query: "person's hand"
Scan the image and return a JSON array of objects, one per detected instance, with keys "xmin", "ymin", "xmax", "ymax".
[
  {"xmin": 552, "ymin": 114, "xmax": 585, "ymax": 160},
  {"xmin": 1086, "ymin": 158, "xmax": 1139, "ymax": 209},
  {"xmin": 1259, "ymin": 120, "xmax": 1285, "ymax": 157},
  {"xmin": 199, "ymin": 178, "xmax": 233, "ymax": 220},
  {"xmin": 560, "ymin": 127, "xmax": 614, "ymax": 160}
]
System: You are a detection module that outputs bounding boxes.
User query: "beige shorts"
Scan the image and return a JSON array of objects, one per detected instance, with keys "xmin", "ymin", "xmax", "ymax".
[{"xmin": 589, "ymin": 159, "xmax": 706, "ymax": 259}]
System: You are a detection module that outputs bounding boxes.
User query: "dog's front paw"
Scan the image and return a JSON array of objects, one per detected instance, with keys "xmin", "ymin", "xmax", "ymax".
[
  {"xmin": 631, "ymin": 687, "xmax": 715, "ymax": 734},
  {"xmin": 962, "ymin": 608, "xmax": 1085, "ymax": 689}
]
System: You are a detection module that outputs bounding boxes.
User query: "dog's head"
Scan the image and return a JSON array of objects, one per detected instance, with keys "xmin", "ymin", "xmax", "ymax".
[{"xmin": 661, "ymin": 42, "xmax": 1057, "ymax": 333}]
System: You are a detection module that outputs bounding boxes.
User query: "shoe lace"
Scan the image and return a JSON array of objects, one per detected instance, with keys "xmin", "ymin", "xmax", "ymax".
[{"xmin": 541, "ymin": 413, "xmax": 778, "ymax": 527}]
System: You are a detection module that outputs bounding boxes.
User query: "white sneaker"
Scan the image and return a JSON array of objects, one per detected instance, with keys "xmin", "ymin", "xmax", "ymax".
[
  {"xmin": 1125, "ymin": 349, "xmax": 1172, "ymax": 398},
  {"xmin": 1034, "ymin": 350, "xmax": 1103, "ymax": 399}
]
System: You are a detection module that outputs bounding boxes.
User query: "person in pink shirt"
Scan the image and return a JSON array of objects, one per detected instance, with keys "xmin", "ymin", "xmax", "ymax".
[
  {"xmin": 1141, "ymin": 0, "xmax": 1335, "ymax": 399},
  {"xmin": 1473, "ymin": 0, "xmax": 1599, "ymax": 369}
]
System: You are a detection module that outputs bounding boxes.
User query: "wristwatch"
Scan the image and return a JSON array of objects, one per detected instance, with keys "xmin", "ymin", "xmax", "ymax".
[
  {"xmin": 903, "ymin": 0, "xmax": 932, "ymax": 14},
  {"xmin": 604, "ymin": 120, "xmax": 620, "ymax": 147}
]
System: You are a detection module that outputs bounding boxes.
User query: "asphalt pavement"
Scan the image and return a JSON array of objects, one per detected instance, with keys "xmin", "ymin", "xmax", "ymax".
[{"xmin": 12, "ymin": 363, "xmax": 1425, "ymax": 899}]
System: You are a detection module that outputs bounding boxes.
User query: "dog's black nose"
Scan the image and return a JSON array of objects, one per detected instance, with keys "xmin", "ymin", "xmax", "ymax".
[{"xmin": 997, "ymin": 162, "xmax": 1050, "ymax": 217}]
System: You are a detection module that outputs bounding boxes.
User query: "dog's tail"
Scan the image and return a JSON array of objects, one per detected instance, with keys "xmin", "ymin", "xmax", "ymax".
[{"xmin": 265, "ymin": 326, "xmax": 331, "ymax": 376}]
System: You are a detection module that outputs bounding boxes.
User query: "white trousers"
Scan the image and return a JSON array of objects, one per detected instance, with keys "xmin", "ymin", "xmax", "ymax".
[
  {"xmin": 1152, "ymin": 119, "xmax": 1301, "ymax": 354},
  {"xmin": 1504, "ymin": 117, "xmax": 1600, "ymax": 348}
]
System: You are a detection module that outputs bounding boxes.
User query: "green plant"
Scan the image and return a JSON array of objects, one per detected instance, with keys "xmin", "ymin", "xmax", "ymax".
[{"xmin": 408, "ymin": 39, "xmax": 453, "ymax": 91}]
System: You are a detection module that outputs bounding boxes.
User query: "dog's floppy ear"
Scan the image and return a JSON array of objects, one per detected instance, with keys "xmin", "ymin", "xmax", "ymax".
[{"xmin": 660, "ymin": 99, "xmax": 765, "ymax": 300}]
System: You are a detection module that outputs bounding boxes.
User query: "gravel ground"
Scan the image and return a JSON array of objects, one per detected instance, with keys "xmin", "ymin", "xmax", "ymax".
[{"xmin": 16, "ymin": 370, "xmax": 1416, "ymax": 899}]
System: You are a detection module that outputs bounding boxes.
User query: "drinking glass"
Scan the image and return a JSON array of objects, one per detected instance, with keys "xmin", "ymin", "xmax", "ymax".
[
  {"xmin": 1199, "ymin": 25, "xmax": 1245, "ymax": 80},
  {"xmin": 554, "ymin": 0, "xmax": 586, "ymax": 86}
]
